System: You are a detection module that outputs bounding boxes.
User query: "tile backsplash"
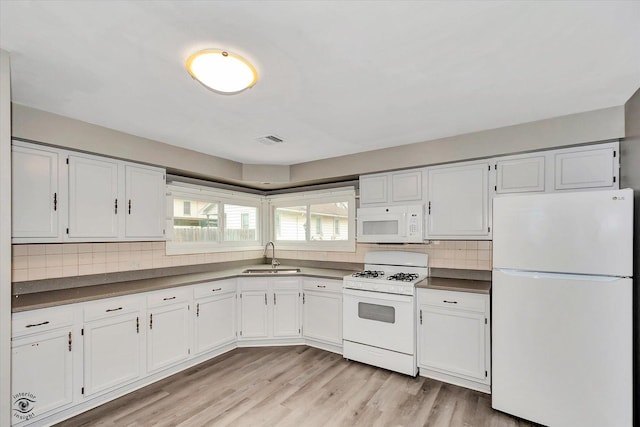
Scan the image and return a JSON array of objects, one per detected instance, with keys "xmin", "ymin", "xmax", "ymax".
[{"xmin": 11, "ymin": 240, "xmax": 492, "ymax": 282}]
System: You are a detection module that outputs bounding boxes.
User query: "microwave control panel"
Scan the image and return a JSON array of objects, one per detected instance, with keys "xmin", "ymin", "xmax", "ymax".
[{"xmin": 408, "ymin": 213, "xmax": 420, "ymax": 237}]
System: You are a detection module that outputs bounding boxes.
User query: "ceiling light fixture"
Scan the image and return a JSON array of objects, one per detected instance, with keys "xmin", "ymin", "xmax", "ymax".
[{"xmin": 185, "ymin": 49, "xmax": 258, "ymax": 95}]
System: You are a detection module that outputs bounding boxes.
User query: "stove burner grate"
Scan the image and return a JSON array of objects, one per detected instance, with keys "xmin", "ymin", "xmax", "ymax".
[
  {"xmin": 352, "ymin": 270, "xmax": 385, "ymax": 279},
  {"xmin": 387, "ymin": 273, "xmax": 419, "ymax": 282}
]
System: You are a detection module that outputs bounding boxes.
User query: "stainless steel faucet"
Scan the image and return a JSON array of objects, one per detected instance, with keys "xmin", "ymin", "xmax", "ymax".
[{"xmin": 263, "ymin": 241, "xmax": 280, "ymax": 269}]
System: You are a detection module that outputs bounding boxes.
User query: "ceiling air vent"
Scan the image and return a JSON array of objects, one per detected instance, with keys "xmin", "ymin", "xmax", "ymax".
[{"xmin": 256, "ymin": 135, "xmax": 284, "ymax": 145}]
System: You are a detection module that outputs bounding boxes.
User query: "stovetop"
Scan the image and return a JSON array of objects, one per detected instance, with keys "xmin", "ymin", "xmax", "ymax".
[
  {"xmin": 343, "ymin": 251, "xmax": 429, "ymax": 296},
  {"xmin": 349, "ymin": 270, "xmax": 421, "ymax": 282}
]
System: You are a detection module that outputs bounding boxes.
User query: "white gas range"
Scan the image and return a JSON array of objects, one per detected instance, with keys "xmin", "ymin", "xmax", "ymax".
[{"xmin": 342, "ymin": 251, "xmax": 429, "ymax": 376}]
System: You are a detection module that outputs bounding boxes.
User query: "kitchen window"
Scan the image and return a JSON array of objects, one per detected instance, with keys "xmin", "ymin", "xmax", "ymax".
[
  {"xmin": 166, "ymin": 183, "xmax": 262, "ymax": 254},
  {"xmin": 268, "ymin": 188, "xmax": 355, "ymax": 251}
]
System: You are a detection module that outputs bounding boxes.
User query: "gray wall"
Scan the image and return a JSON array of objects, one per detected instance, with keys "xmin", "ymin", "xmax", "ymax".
[
  {"xmin": 1, "ymin": 49, "xmax": 12, "ymax": 426},
  {"xmin": 11, "ymin": 103, "xmax": 244, "ymax": 184},
  {"xmin": 621, "ymin": 87, "xmax": 640, "ymax": 426},
  {"xmin": 13, "ymin": 103, "xmax": 626, "ymax": 190},
  {"xmin": 292, "ymin": 106, "xmax": 625, "ymax": 182}
]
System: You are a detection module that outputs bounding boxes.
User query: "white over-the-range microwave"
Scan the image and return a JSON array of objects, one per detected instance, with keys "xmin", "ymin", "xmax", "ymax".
[{"xmin": 356, "ymin": 204, "xmax": 424, "ymax": 243}]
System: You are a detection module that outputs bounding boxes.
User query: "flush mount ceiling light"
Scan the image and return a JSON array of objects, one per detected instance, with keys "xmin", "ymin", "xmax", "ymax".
[{"xmin": 185, "ymin": 49, "xmax": 258, "ymax": 95}]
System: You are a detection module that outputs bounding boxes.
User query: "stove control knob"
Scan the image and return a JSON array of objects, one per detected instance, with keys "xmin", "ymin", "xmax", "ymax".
[
  {"xmin": 389, "ymin": 286, "xmax": 396, "ymax": 292},
  {"xmin": 372, "ymin": 285, "xmax": 378, "ymax": 291}
]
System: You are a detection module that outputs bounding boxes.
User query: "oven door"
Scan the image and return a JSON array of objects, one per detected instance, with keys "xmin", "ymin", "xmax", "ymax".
[{"xmin": 343, "ymin": 288, "xmax": 415, "ymax": 355}]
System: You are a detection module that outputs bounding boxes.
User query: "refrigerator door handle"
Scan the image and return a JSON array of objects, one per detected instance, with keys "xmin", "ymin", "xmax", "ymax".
[{"xmin": 494, "ymin": 268, "xmax": 629, "ymax": 281}]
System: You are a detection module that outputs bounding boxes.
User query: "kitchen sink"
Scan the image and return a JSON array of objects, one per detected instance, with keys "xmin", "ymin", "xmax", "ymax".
[{"xmin": 242, "ymin": 268, "xmax": 301, "ymax": 274}]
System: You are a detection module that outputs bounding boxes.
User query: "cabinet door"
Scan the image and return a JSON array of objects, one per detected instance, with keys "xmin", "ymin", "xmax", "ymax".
[
  {"xmin": 418, "ymin": 304, "xmax": 486, "ymax": 381},
  {"xmin": 83, "ymin": 312, "xmax": 143, "ymax": 396},
  {"xmin": 359, "ymin": 174, "xmax": 388, "ymax": 205},
  {"xmin": 68, "ymin": 155, "xmax": 119, "ymax": 238},
  {"xmin": 302, "ymin": 290, "xmax": 342, "ymax": 345},
  {"xmin": 238, "ymin": 291, "xmax": 269, "ymax": 339},
  {"xmin": 125, "ymin": 165, "xmax": 165, "ymax": 239},
  {"xmin": 427, "ymin": 162, "xmax": 490, "ymax": 238},
  {"xmin": 391, "ymin": 170, "xmax": 423, "ymax": 202},
  {"xmin": 147, "ymin": 303, "xmax": 190, "ymax": 372},
  {"xmin": 554, "ymin": 146, "xmax": 616, "ymax": 190},
  {"xmin": 12, "ymin": 144, "xmax": 60, "ymax": 239},
  {"xmin": 496, "ymin": 156, "xmax": 545, "ymax": 194},
  {"xmin": 11, "ymin": 328, "xmax": 73, "ymax": 424},
  {"xmin": 272, "ymin": 289, "xmax": 300, "ymax": 338},
  {"xmin": 194, "ymin": 292, "xmax": 236, "ymax": 354}
]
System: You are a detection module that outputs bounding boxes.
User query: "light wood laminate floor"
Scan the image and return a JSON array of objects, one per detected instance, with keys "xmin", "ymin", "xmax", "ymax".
[{"xmin": 57, "ymin": 346, "xmax": 539, "ymax": 427}]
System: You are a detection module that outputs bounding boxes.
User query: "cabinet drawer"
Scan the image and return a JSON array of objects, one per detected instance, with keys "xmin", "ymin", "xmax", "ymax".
[
  {"xmin": 12, "ymin": 307, "xmax": 73, "ymax": 338},
  {"xmin": 147, "ymin": 287, "xmax": 192, "ymax": 308},
  {"xmin": 420, "ymin": 289, "xmax": 487, "ymax": 313},
  {"xmin": 84, "ymin": 295, "xmax": 144, "ymax": 322},
  {"xmin": 302, "ymin": 278, "xmax": 342, "ymax": 293},
  {"xmin": 193, "ymin": 279, "xmax": 236, "ymax": 299}
]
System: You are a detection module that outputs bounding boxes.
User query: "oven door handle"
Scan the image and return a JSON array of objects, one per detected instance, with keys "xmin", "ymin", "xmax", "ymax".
[{"xmin": 342, "ymin": 287, "xmax": 414, "ymax": 303}]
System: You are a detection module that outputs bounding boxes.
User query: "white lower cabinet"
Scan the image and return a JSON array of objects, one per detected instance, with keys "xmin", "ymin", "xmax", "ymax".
[
  {"xmin": 194, "ymin": 280, "xmax": 237, "ymax": 354},
  {"xmin": 146, "ymin": 289, "xmax": 192, "ymax": 373},
  {"xmin": 302, "ymin": 279, "xmax": 342, "ymax": 347},
  {"xmin": 11, "ymin": 307, "xmax": 75, "ymax": 426},
  {"xmin": 238, "ymin": 277, "xmax": 301, "ymax": 341},
  {"xmin": 10, "ymin": 275, "xmax": 346, "ymax": 426},
  {"xmin": 417, "ymin": 288, "xmax": 490, "ymax": 393},
  {"xmin": 82, "ymin": 296, "xmax": 145, "ymax": 397},
  {"xmin": 239, "ymin": 289, "xmax": 270, "ymax": 339},
  {"xmin": 273, "ymin": 285, "xmax": 301, "ymax": 338}
]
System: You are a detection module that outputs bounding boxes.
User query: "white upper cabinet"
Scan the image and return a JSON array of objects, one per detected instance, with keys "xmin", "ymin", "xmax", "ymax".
[
  {"xmin": 12, "ymin": 141, "xmax": 61, "ymax": 241},
  {"xmin": 554, "ymin": 145, "xmax": 617, "ymax": 190},
  {"xmin": 493, "ymin": 141, "xmax": 619, "ymax": 197},
  {"xmin": 390, "ymin": 170, "xmax": 423, "ymax": 202},
  {"xmin": 359, "ymin": 169, "xmax": 424, "ymax": 206},
  {"xmin": 11, "ymin": 141, "xmax": 166, "ymax": 242},
  {"xmin": 359, "ymin": 174, "xmax": 388, "ymax": 205},
  {"xmin": 426, "ymin": 161, "xmax": 491, "ymax": 240},
  {"xmin": 124, "ymin": 164, "xmax": 165, "ymax": 238},
  {"xmin": 68, "ymin": 155, "xmax": 120, "ymax": 239},
  {"xmin": 495, "ymin": 155, "xmax": 546, "ymax": 194}
]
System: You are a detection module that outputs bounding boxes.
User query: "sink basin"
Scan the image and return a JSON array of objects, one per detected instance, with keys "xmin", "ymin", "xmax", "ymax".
[{"xmin": 242, "ymin": 268, "xmax": 301, "ymax": 274}]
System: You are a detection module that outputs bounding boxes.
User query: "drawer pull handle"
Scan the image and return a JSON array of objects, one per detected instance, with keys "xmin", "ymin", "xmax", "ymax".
[
  {"xmin": 26, "ymin": 321, "xmax": 50, "ymax": 328},
  {"xmin": 212, "ymin": 288, "xmax": 222, "ymax": 292},
  {"xmin": 106, "ymin": 307, "xmax": 123, "ymax": 312},
  {"xmin": 443, "ymin": 300, "xmax": 458, "ymax": 304},
  {"xmin": 163, "ymin": 296, "xmax": 176, "ymax": 301},
  {"xmin": 316, "ymin": 285, "xmax": 326, "ymax": 288}
]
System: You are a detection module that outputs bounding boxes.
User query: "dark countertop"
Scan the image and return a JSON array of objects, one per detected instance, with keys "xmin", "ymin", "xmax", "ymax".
[
  {"xmin": 12, "ymin": 264, "xmax": 355, "ymax": 313},
  {"xmin": 415, "ymin": 277, "xmax": 491, "ymax": 294},
  {"xmin": 13, "ymin": 264, "xmax": 491, "ymax": 313}
]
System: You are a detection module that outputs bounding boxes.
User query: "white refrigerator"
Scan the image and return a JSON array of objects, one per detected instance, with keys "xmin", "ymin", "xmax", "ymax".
[{"xmin": 492, "ymin": 189, "xmax": 633, "ymax": 427}]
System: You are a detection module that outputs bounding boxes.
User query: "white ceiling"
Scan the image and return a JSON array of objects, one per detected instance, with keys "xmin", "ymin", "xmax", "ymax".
[{"xmin": 1, "ymin": 1, "xmax": 639, "ymax": 166}]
